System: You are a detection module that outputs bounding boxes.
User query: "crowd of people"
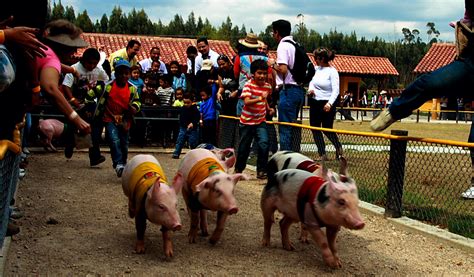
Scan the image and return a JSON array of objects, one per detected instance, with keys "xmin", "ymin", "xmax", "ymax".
[{"xmin": 1, "ymin": 0, "xmax": 473, "ymax": 251}]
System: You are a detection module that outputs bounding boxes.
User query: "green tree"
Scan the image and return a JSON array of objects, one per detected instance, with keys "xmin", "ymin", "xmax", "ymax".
[
  {"xmin": 199, "ymin": 18, "xmax": 216, "ymax": 38},
  {"xmin": 108, "ymin": 6, "xmax": 127, "ymax": 34},
  {"xmin": 100, "ymin": 14, "xmax": 108, "ymax": 33},
  {"xmin": 196, "ymin": 16, "xmax": 204, "ymax": 35},
  {"xmin": 50, "ymin": 0, "xmax": 65, "ymax": 21},
  {"xmin": 76, "ymin": 10, "xmax": 94, "ymax": 32},
  {"xmin": 185, "ymin": 12, "xmax": 197, "ymax": 36},
  {"xmin": 127, "ymin": 8, "xmax": 153, "ymax": 35},
  {"xmin": 426, "ymin": 22, "xmax": 440, "ymax": 44},
  {"xmin": 64, "ymin": 5, "xmax": 76, "ymax": 23},
  {"xmin": 167, "ymin": 14, "xmax": 185, "ymax": 36}
]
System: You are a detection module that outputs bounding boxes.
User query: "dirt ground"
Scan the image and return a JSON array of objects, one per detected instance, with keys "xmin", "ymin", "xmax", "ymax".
[{"xmin": 5, "ymin": 151, "xmax": 474, "ymax": 275}]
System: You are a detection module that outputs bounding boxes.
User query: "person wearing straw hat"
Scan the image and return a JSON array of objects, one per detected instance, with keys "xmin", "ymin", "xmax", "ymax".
[
  {"xmin": 36, "ymin": 19, "xmax": 91, "ymax": 137},
  {"xmin": 233, "ymin": 33, "xmax": 268, "ymax": 116}
]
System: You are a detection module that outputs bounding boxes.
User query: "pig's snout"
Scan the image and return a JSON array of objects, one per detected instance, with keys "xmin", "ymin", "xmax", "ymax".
[
  {"xmin": 172, "ymin": 223, "xmax": 182, "ymax": 231},
  {"xmin": 346, "ymin": 219, "xmax": 365, "ymax": 230},
  {"xmin": 353, "ymin": 221, "xmax": 365, "ymax": 230},
  {"xmin": 228, "ymin": 207, "xmax": 239, "ymax": 215}
]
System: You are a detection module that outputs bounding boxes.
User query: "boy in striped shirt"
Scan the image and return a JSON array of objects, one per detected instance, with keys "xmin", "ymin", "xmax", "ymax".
[{"xmin": 235, "ymin": 60, "xmax": 274, "ymax": 179}]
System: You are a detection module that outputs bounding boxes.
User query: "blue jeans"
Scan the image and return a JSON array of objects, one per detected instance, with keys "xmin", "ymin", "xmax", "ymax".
[
  {"xmin": 389, "ymin": 58, "xmax": 474, "ymax": 120},
  {"xmin": 278, "ymin": 85, "xmax": 305, "ymax": 151},
  {"xmin": 173, "ymin": 127, "xmax": 199, "ymax": 157},
  {"xmin": 105, "ymin": 122, "xmax": 129, "ymax": 168},
  {"xmin": 389, "ymin": 58, "xmax": 474, "ymax": 167},
  {"xmin": 235, "ymin": 122, "xmax": 269, "ymax": 173}
]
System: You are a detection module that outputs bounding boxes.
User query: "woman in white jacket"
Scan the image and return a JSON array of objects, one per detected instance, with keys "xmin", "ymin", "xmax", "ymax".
[{"xmin": 307, "ymin": 47, "xmax": 342, "ymax": 161}]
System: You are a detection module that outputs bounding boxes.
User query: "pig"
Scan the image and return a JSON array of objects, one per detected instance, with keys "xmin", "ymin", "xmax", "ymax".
[
  {"xmin": 267, "ymin": 151, "xmax": 320, "ymax": 176},
  {"xmin": 196, "ymin": 143, "xmax": 236, "ymax": 170},
  {"xmin": 260, "ymin": 164, "xmax": 365, "ymax": 268},
  {"xmin": 37, "ymin": 119, "xmax": 64, "ymax": 151},
  {"xmin": 122, "ymin": 154, "xmax": 182, "ymax": 258},
  {"xmin": 173, "ymin": 148, "xmax": 248, "ymax": 245}
]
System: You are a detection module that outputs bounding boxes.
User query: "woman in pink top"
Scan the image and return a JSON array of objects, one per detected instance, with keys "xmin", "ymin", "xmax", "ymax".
[{"xmin": 36, "ymin": 19, "xmax": 90, "ymax": 135}]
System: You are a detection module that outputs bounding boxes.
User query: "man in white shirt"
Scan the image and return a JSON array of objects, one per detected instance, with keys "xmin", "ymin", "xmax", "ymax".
[
  {"xmin": 139, "ymin": 46, "xmax": 167, "ymax": 75},
  {"xmin": 194, "ymin": 37, "xmax": 219, "ymax": 74},
  {"xmin": 269, "ymin": 19, "xmax": 306, "ymax": 151}
]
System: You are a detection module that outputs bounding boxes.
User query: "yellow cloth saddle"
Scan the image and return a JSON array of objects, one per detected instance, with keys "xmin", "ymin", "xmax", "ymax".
[
  {"xmin": 187, "ymin": 157, "xmax": 225, "ymax": 192},
  {"xmin": 128, "ymin": 161, "xmax": 168, "ymax": 217}
]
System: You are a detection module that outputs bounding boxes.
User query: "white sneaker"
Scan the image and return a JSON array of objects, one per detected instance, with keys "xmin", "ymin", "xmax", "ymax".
[
  {"xmin": 19, "ymin": 168, "xmax": 26, "ymax": 179},
  {"xmin": 115, "ymin": 164, "xmax": 125, "ymax": 178},
  {"xmin": 370, "ymin": 109, "xmax": 396, "ymax": 132},
  {"xmin": 461, "ymin": 186, "xmax": 474, "ymax": 199},
  {"xmin": 22, "ymin": 147, "xmax": 30, "ymax": 155}
]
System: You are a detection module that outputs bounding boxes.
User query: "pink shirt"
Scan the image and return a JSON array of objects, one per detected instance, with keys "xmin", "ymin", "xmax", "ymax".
[{"xmin": 35, "ymin": 46, "xmax": 61, "ymax": 75}]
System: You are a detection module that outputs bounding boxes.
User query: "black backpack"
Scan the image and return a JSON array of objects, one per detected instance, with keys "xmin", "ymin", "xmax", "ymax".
[{"xmin": 283, "ymin": 40, "xmax": 315, "ymax": 86}]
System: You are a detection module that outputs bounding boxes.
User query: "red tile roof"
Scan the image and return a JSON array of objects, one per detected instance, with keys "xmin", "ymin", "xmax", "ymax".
[
  {"xmin": 79, "ymin": 33, "xmax": 236, "ymax": 66},
  {"xmin": 268, "ymin": 51, "xmax": 398, "ymax": 76},
  {"xmin": 413, "ymin": 43, "xmax": 456, "ymax": 73}
]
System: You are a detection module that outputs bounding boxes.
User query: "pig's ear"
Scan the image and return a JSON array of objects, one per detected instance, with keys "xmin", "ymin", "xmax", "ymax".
[
  {"xmin": 338, "ymin": 156, "xmax": 349, "ymax": 177},
  {"xmin": 321, "ymin": 161, "xmax": 329, "ymax": 180},
  {"xmin": 172, "ymin": 173, "xmax": 184, "ymax": 193},
  {"xmin": 195, "ymin": 179, "xmax": 212, "ymax": 192},
  {"xmin": 232, "ymin": 173, "xmax": 249, "ymax": 183},
  {"xmin": 150, "ymin": 177, "xmax": 161, "ymax": 199}
]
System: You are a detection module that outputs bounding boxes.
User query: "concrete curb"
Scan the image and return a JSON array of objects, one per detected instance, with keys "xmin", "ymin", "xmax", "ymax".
[
  {"xmin": 0, "ymin": 237, "xmax": 11, "ymax": 277},
  {"xmin": 358, "ymin": 201, "xmax": 473, "ymax": 253}
]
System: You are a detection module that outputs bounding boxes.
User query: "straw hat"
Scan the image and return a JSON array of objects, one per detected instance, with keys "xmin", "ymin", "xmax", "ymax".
[
  {"xmin": 238, "ymin": 33, "xmax": 263, "ymax": 48},
  {"xmin": 45, "ymin": 33, "xmax": 88, "ymax": 48}
]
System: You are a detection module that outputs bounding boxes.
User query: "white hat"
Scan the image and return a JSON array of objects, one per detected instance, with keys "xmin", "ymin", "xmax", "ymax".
[
  {"xmin": 380, "ymin": 90, "xmax": 387, "ymax": 95},
  {"xmin": 202, "ymin": 59, "xmax": 213, "ymax": 70}
]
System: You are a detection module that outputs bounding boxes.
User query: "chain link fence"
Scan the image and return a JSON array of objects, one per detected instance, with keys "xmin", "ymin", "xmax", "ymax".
[{"xmin": 218, "ymin": 115, "xmax": 474, "ymax": 239}]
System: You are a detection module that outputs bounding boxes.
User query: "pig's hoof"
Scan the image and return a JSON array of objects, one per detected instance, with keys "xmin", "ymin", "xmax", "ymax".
[
  {"xmin": 200, "ymin": 231, "xmax": 209, "ymax": 237},
  {"xmin": 261, "ymin": 239, "xmax": 270, "ymax": 247},
  {"xmin": 209, "ymin": 236, "xmax": 220, "ymax": 245},
  {"xmin": 299, "ymin": 236, "xmax": 309, "ymax": 244},
  {"xmin": 324, "ymin": 256, "xmax": 342, "ymax": 269},
  {"xmin": 283, "ymin": 242, "xmax": 295, "ymax": 251},
  {"xmin": 188, "ymin": 235, "xmax": 197, "ymax": 243},
  {"xmin": 164, "ymin": 249, "xmax": 174, "ymax": 258},
  {"xmin": 135, "ymin": 242, "xmax": 146, "ymax": 254}
]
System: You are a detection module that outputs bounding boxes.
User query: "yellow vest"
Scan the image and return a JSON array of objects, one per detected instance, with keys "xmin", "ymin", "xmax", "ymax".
[
  {"xmin": 128, "ymin": 162, "xmax": 167, "ymax": 217},
  {"xmin": 187, "ymin": 157, "xmax": 225, "ymax": 192}
]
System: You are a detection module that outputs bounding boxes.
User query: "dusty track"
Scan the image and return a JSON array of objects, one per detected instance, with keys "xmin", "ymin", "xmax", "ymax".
[{"xmin": 5, "ymin": 152, "xmax": 473, "ymax": 275}]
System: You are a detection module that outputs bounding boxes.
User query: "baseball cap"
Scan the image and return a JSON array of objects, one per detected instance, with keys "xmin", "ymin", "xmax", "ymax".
[{"xmin": 113, "ymin": 58, "xmax": 131, "ymax": 70}]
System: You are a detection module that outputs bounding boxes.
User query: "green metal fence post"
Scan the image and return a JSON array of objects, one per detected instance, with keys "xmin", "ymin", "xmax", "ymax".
[{"xmin": 385, "ymin": 130, "xmax": 408, "ymax": 218}]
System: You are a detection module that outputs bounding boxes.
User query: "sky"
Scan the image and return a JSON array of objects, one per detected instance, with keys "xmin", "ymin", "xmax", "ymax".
[{"xmin": 60, "ymin": 0, "xmax": 465, "ymax": 42}]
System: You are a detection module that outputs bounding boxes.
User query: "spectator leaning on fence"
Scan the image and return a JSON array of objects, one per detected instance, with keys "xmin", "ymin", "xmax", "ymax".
[
  {"xmin": 370, "ymin": 0, "xmax": 474, "ymax": 199},
  {"xmin": 139, "ymin": 46, "xmax": 167, "ymax": 75},
  {"xmin": 108, "ymin": 39, "xmax": 141, "ymax": 74},
  {"xmin": 0, "ymin": 0, "xmax": 49, "ymax": 242},
  {"xmin": 172, "ymin": 92, "xmax": 200, "ymax": 159},
  {"xmin": 194, "ymin": 36, "xmax": 219, "ymax": 74}
]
